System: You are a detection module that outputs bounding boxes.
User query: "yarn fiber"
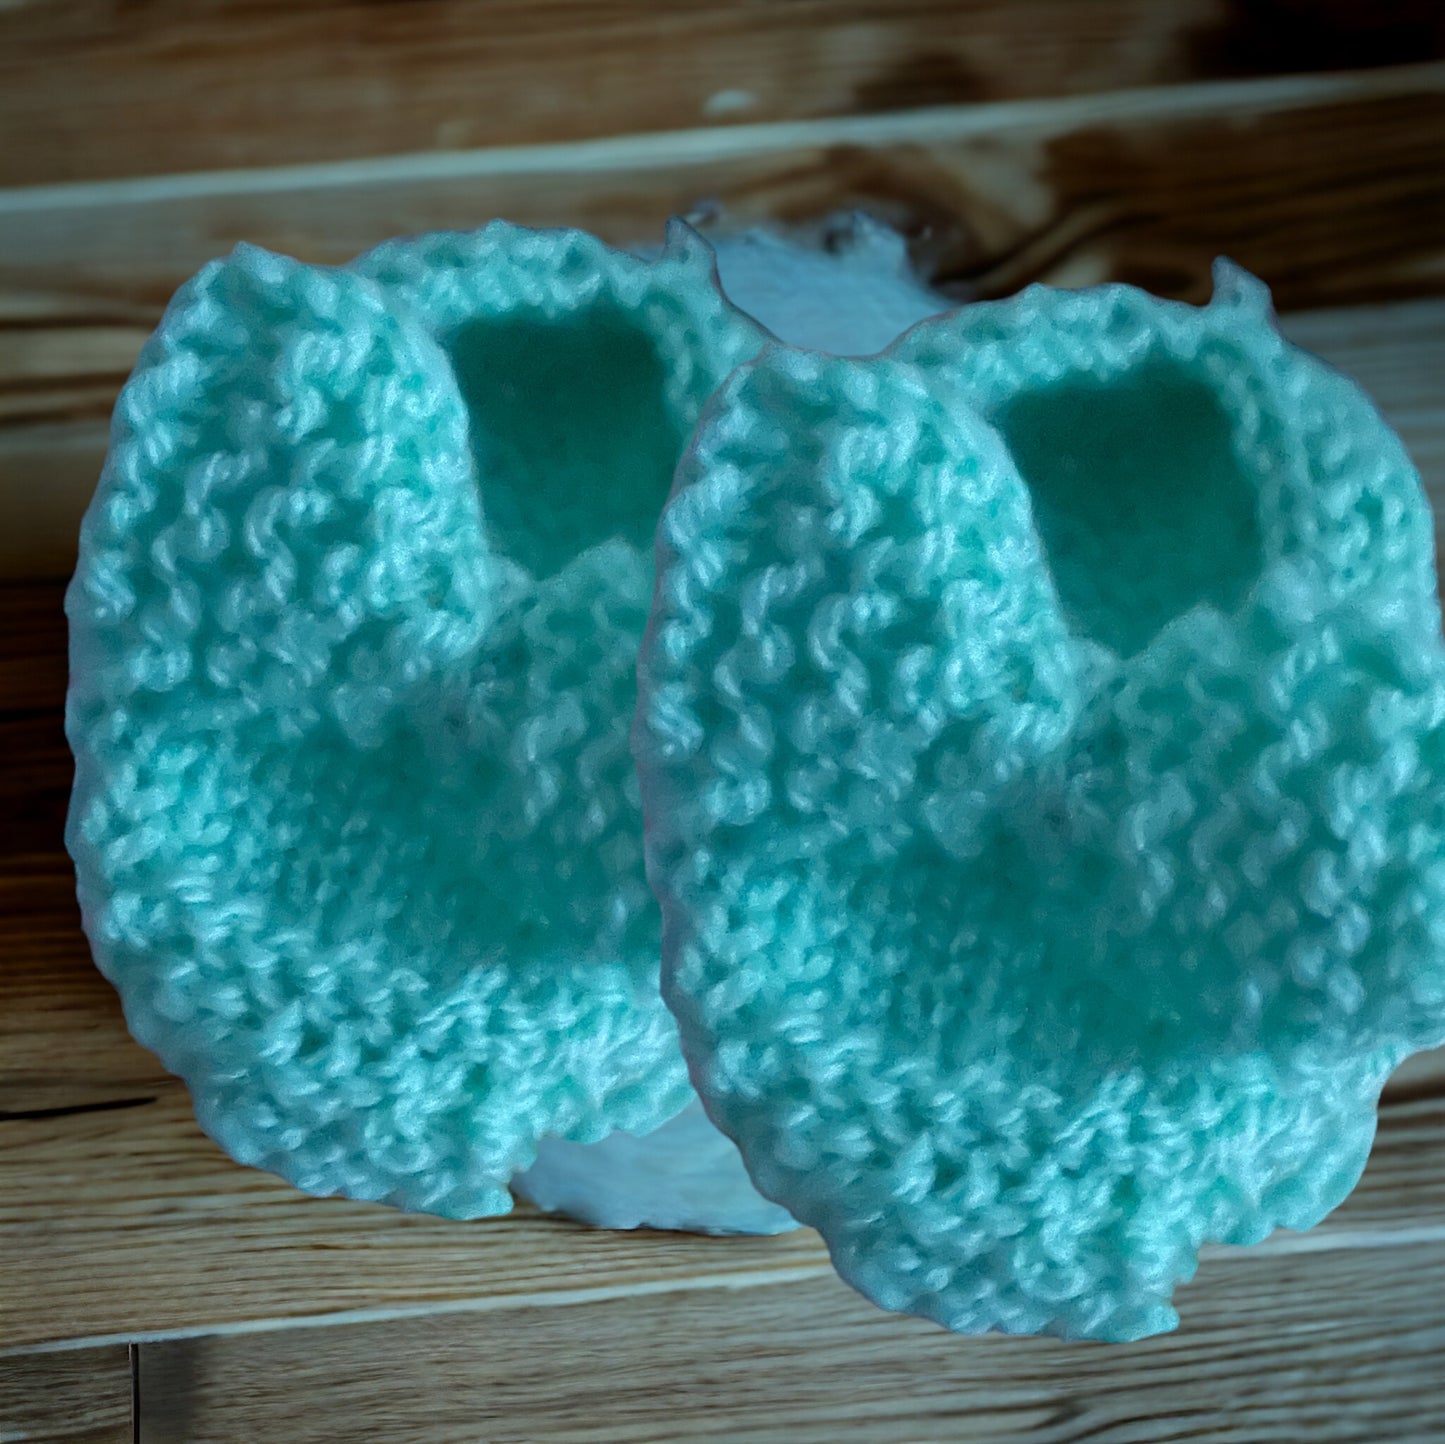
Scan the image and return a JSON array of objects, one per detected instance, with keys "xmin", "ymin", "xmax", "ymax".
[
  {"xmin": 636, "ymin": 262, "xmax": 1445, "ymax": 1339},
  {"xmin": 66, "ymin": 223, "xmax": 766, "ymax": 1218}
]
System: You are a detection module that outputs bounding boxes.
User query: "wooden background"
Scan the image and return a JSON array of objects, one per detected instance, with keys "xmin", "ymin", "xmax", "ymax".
[{"xmin": 2, "ymin": 2, "xmax": 1445, "ymax": 1440}]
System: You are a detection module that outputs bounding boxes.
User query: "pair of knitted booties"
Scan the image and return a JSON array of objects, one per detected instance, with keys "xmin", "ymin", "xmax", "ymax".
[{"xmin": 67, "ymin": 219, "xmax": 1445, "ymax": 1342}]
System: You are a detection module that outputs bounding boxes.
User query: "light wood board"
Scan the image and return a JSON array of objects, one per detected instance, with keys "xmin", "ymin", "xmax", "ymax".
[
  {"xmin": 0, "ymin": 1346, "xmax": 132, "ymax": 1444},
  {"xmin": 133, "ymin": 1247, "xmax": 1445, "ymax": 1443},
  {"xmin": 6, "ymin": 1, "xmax": 1443, "ymax": 188}
]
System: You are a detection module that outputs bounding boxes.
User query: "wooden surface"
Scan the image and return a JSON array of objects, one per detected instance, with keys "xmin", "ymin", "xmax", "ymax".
[
  {"xmin": 0, "ymin": 1348, "xmax": 132, "ymax": 1444},
  {"xmin": 3, "ymin": 5, "xmax": 1445, "ymax": 1439},
  {"xmin": 4, "ymin": 1, "xmax": 1443, "ymax": 189},
  {"xmin": 133, "ymin": 1249, "xmax": 1445, "ymax": 1444}
]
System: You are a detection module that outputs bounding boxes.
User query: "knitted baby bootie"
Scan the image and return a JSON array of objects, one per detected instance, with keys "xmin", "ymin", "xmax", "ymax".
[
  {"xmin": 635, "ymin": 261, "xmax": 1445, "ymax": 1338},
  {"xmin": 67, "ymin": 222, "xmax": 793, "ymax": 1226}
]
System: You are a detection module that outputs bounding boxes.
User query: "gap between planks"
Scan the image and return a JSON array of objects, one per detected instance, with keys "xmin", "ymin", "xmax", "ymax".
[
  {"xmin": 12, "ymin": 1218, "xmax": 1445, "ymax": 1360},
  {"xmin": 2, "ymin": 1077, "xmax": 1441, "ymax": 1354},
  {"xmin": 125, "ymin": 1249, "xmax": 1445, "ymax": 1444}
]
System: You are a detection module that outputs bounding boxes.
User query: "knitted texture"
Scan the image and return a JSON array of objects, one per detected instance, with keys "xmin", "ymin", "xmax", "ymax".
[
  {"xmin": 508, "ymin": 218, "xmax": 943, "ymax": 1231},
  {"xmin": 66, "ymin": 222, "xmax": 766, "ymax": 1218},
  {"xmin": 636, "ymin": 262, "xmax": 1445, "ymax": 1339}
]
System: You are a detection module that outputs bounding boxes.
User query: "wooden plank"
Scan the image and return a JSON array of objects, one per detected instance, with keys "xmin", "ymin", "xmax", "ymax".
[
  {"xmin": 0, "ymin": 1081, "xmax": 825, "ymax": 1356},
  {"xmin": 6, "ymin": 1, "xmax": 1443, "ymax": 189},
  {"xmin": 132, "ymin": 1246, "xmax": 1445, "ymax": 1444},
  {"xmin": 0, "ymin": 716, "xmax": 69, "ymax": 861},
  {"xmin": 0, "ymin": 1347, "xmax": 132, "ymax": 1444},
  {"xmin": 4, "ymin": 1042, "xmax": 1433, "ymax": 1353},
  {"xmin": 4, "ymin": 65, "xmax": 1443, "ymax": 318}
]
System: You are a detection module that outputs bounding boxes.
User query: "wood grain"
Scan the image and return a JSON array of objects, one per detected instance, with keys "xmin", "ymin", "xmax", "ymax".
[
  {"xmin": 0, "ymin": 1347, "xmax": 132, "ymax": 1444},
  {"xmin": 132, "ymin": 1246, "xmax": 1445, "ymax": 1444},
  {"xmin": 0, "ymin": 1082, "xmax": 836, "ymax": 1355},
  {"xmin": 6, "ymin": 65, "xmax": 1443, "ymax": 316},
  {"xmin": 4, "ymin": 1, "xmax": 1443, "ymax": 189}
]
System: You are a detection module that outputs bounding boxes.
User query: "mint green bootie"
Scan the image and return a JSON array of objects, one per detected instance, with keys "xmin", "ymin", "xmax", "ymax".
[
  {"xmin": 636, "ymin": 263, "xmax": 1445, "ymax": 1339},
  {"xmin": 66, "ymin": 223, "xmax": 775, "ymax": 1221}
]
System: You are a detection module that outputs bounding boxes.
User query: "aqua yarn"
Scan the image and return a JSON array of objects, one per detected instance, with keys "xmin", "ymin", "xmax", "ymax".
[
  {"xmin": 636, "ymin": 262, "xmax": 1445, "ymax": 1339},
  {"xmin": 66, "ymin": 222, "xmax": 775, "ymax": 1220}
]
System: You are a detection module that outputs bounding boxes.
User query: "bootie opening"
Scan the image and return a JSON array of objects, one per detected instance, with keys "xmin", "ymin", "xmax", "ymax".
[
  {"xmin": 994, "ymin": 355, "xmax": 1265, "ymax": 657},
  {"xmin": 445, "ymin": 301, "xmax": 685, "ymax": 579}
]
